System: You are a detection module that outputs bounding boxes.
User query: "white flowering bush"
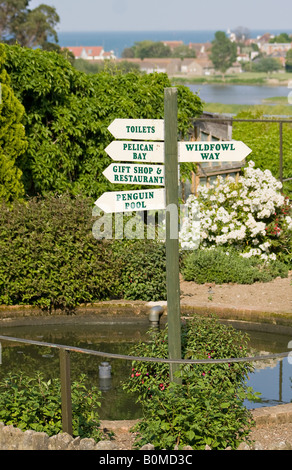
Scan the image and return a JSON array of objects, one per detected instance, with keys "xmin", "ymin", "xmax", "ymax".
[{"xmin": 180, "ymin": 161, "xmax": 291, "ymax": 264}]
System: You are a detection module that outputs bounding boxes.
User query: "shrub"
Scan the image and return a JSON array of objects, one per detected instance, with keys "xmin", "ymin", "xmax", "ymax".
[
  {"xmin": 0, "ymin": 194, "xmax": 120, "ymax": 311},
  {"xmin": 181, "ymin": 247, "xmax": 288, "ymax": 284},
  {"xmin": 3, "ymin": 44, "xmax": 203, "ymax": 198},
  {"xmin": 0, "ymin": 372, "xmax": 103, "ymax": 441},
  {"xmin": 180, "ymin": 161, "xmax": 292, "ymax": 264},
  {"xmin": 123, "ymin": 315, "xmax": 257, "ymax": 450},
  {"xmin": 112, "ymin": 239, "xmax": 167, "ymax": 301}
]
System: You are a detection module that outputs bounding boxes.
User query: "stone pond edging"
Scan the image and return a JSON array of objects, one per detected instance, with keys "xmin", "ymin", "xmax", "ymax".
[{"xmin": 1, "ymin": 403, "xmax": 292, "ymax": 450}]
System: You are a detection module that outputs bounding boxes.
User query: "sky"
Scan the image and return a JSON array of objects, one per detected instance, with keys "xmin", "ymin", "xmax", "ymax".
[{"xmin": 28, "ymin": 0, "xmax": 292, "ymax": 32}]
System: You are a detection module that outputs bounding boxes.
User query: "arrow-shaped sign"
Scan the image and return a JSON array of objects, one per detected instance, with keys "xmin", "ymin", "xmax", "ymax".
[
  {"xmin": 107, "ymin": 119, "xmax": 164, "ymax": 141},
  {"xmin": 105, "ymin": 140, "xmax": 164, "ymax": 163},
  {"xmin": 178, "ymin": 140, "xmax": 251, "ymax": 162},
  {"xmin": 95, "ymin": 188, "xmax": 165, "ymax": 213},
  {"xmin": 105, "ymin": 138, "xmax": 250, "ymax": 164},
  {"xmin": 103, "ymin": 163, "xmax": 165, "ymax": 186}
]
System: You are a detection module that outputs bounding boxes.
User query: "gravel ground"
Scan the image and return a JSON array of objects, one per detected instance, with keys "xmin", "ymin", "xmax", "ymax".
[{"xmin": 100, "ymin": 417, "xmax": 292, "ymax": 451}]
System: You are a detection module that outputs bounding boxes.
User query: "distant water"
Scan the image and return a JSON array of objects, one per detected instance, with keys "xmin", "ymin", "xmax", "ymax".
[
  {"xmin": 58, "ymin": 29, "xmax": 292, "ymax": 58},
  {"xmin": 188, "ymin": 84, "xmax": 290, "ymax": 105}
]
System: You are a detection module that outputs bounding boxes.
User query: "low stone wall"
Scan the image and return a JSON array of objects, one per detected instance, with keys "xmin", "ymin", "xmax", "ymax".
[
  {"xmin": 0, "ymin": 422, "xmax": 119, "ymax": 450},
  {"xmin": 1, "ymin": 404, "xmax": 292, "ymax": 450}
]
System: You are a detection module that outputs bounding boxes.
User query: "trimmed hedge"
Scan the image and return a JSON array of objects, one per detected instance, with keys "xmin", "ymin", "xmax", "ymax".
[
  {"xmin": 113, "ymin": 239, "xmax": 166, "ymax": 302},
  {"xmin": 0, "ymin": 195, "xmax": 120, "ymax": 312},
  {"xmin": 181, "ymin": 247, "xmax": 288, "ymax": 285},
  {"xmin": 0, "ymin": 195, "xmax": 167, "ymax": 311}
]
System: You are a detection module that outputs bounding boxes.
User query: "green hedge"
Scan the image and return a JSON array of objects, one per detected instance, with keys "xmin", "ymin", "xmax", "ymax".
[
  {"xmin": 0, "ymin": 195, "xmax": 167, "ymax": 311},
  {"xmin": 0, "ymin": 195, "xmax": 120, "ymax": 312},
  {"xmin": 181, "ymin": 248, "xmax": 288, "ymax": 284},
  {"xmin": 113, "ymin": 239, "xmax": 166, "ymax": 301}
]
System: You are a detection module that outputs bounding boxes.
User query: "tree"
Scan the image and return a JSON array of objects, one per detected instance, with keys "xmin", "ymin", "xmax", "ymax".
[
  {"xmin": 233, "ymin": 26, "xmax": 251, "ymax": 42},
  {"xmin": 0, "ymin": 0, "xmax": 60, "ymax": 48},
  {"xmin": 171, "ymin": 45, "xmax": 196, "ymax": 59},
  {"xmin": 0, "ymin": 43, "xmax": 27, "ymax": 202},
  {"xmin": 269, "ymin": 33, "xmax": 291, "ymax": 43},
  {"xmin": 2, "ymin": 44, "xmax": 203, "ymax": 198},
  {"xmin": 285, "ymin": 49, "xmax": 292, "ymax": 72},
  {"xmin": 210, "ymin": 31, "xmax": 237, "ymax": 79},
  {"xmin": 122, "ymin": 41, "xmax": 171, "ymax": 60},
  {"xmin": 251, "ymin": 57, "xmax": 282, "ymax": 74}
]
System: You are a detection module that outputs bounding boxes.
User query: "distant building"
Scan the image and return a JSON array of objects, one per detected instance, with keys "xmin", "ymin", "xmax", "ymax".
[
  {"xmin": 261, "ymin": 42, "xmax": 292, "ymax": 55},
  {"xmin": 188, "ymin": 42, "xmax": 212, "ymax": 59},
  {"xmin": 63, "ymin": 46, "xmax": 116, "ymax": 61},
  {"xmin": 162, "ymin": 40, "xmax": 183, "ymax": 50}
]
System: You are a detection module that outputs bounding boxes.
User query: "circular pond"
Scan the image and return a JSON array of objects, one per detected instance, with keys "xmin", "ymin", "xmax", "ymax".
[{"xmin": 0, "ymin": 316, "xmax": 291, "ymax": 420}]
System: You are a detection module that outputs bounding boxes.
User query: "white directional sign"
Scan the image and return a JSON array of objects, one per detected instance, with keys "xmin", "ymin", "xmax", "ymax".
[
  {"xmin": 105, "ymin": 139, "xmax": 251, "ymax": 164},
  {"xmin": 103, "ymin": 163, "xmax": 165, "ymax": 186},
  {"xmin": 178, "ymin": 140, "xmax": 251, "ymax": 162},
  {"xmin": 105, "ymin": 140, "xmax": 164, "ymax": 163},
  {"xmin": 107, "ymin": 119, "xmax": 164, "ymax": 141},
  {"xmin": 95, "ymin": 188, "xmax": 165, "ymax": 213}
]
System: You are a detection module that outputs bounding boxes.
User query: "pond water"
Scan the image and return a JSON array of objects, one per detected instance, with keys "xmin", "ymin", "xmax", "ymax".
[
  {"xmin": 187, "ymin": 84, "xmax": 290, "ymax": 105},
  {"xmin": 0, "ymin": 317, "xmax": 291, "ymax": 420}
]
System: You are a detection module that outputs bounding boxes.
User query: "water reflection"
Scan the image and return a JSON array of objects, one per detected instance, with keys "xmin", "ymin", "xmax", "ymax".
[
  {"xmin": 187, "ymin": 84, "xmax": 289, "ymax": 105},
  {"xmin": 0, "ymin": 318, "xmax": 291, "ymax": 419}
]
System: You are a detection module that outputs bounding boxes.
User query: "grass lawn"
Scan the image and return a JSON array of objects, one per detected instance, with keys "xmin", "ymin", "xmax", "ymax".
[
  {"xmin": 172, "ymin": 72, "xmax": 292, "ymax": 86},
  {"xmin": 203, "ymin": 101, "xmax": 292, "ymax": 116}
]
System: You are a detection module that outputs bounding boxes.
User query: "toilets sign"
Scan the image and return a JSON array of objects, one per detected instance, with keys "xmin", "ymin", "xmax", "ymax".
[{"xmin": 107, "ymin": 118, "xmax": 164, "ymax": 141}]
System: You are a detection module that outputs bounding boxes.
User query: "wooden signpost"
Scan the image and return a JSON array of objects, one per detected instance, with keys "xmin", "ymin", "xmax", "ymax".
[{"xmin": 95, "ymin": 88, "xmax": 250, "ymax": 384}]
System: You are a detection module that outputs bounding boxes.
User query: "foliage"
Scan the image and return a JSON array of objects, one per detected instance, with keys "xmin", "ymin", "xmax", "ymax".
[
  {"xmin": 0, "ymin": 195, "xmax": 169, "ymax": 309},
  {"xmin": 2, "ymin": 44, "xmax": 203, "ymax": 198},
  {"xmin": 209, "ymin": 31, "xmax": 237, "ymax": 76},
  {"xmin": 122, "ymin": 40, "xmax": 172, "ymax": 59},
  {"xmin": 112, "ymin": 239, "xmax": 166, "ymax": 301},
  {"xmin": 0, "ymin": 43, "xmax": 27, "ymax": 202},
  {"xmin": 250, "ymin": 57, "xmax": 282, "ymax": 74},
  {"xmin": 122, "ymin": 41, "xmax": 196, "ymax": 60},
  {"xmin": 0, "ymin": 194, "xmax": 120, "ymax": 312},
  {"xmin": 269, "ymin": 33, "xmax": 291, "ymax": 43},
  {"xmin": 232, "ymin": 109, "xmax": 292, "ymax": 196},
  {"xmin": 0, "ymin": 0, "xmax": 60, "ymax": 48},
  {"xmin": 0, "ymin": 372, "xmax": 103, "ymax": 441},
  {"xmin": 181, "ymin": 247, "xmax": 288, "ymax": 284},
  {"xmin": 74, "ymin": 58, "xmax": 141, "ymax": 75},
  {"xmin": 180, "ymin": 161, "xmax": 292, "ymax": 264},
  {"xmin": 123, "ymin": 316, "xmax": 257, "ymax": 449},
  {"xmin": 285, "ymin": 49, "xmax": 292, "ymax": 72}
]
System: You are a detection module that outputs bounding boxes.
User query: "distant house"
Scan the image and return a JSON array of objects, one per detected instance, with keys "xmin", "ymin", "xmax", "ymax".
[
  {"xmin": 63, "ymin": 46, "xmax": 116, "ymax": 61},
  {"xmin": 162, "ymin": 40, "xmax": 183, "ymax": 51},
  {"xmin": 115, "ymin": 58, "xmax": 181, "ymax": 75},
  {"xmin": 180, "ymin": 58, "xmax": 214, "ymax": 75},
  {"xmin": 261, "ymin": 42, "xmax": 292, "ymax": 55},
  {"xmin": 188, "ymin": 42, "xmax": 212, "ymax": 59}
]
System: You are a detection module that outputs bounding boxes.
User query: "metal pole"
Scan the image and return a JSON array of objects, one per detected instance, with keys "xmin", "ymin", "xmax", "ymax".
[
  {"xmin": 59, "ymin": 349, "xmax": 73, "ymax": 435},
  {"xmin": 164, "ymin": 87, "xmax": 182, "ymax": 384}
]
